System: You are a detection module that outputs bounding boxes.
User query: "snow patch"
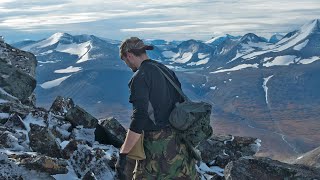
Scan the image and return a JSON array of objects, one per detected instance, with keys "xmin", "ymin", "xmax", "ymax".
[
  {"xmin": 23, "ymin": 113, "xmax": 46, "ymax": 132},
  {"xmin": 60, "ymin": 141, "xmax": 70, "ymax": 150},
  {"xmin": 263, "ymin": 57, "xmax": 273, "ymax": 62},
  {"xmin": 187, "ymin": 58, "xmax": 209, "ymax": 66},
  {"xmin": 293, "ymin": 40, "xmax": 309, "ymax": 50},
  {"xmin": 40, "ymin": 75, "xmax": 72, "ymax": 89},
  {"xmin": 297, "ymin": 155, "xmax": 304, "ymax": 160},
  {"xmin": 228, "ymin": 50, "xmax": 244, "ymax": 63},
  {"xmin": 0, "ymin": 112, "xmax": 10, "ymax": 119},
  {"xmin": 164, "ymin": 65, "xmax": 188, "ymax": 71},
  {"xmin": 198, "ymin": 53, "xmax": 209, "ymax": 59},
  {"xmin": 162, "ymin": 51, "xmax": 178, "ymax": 58},
  {"xmin": 262, "ymin": 75, "xmax": 274, "ymax": 105},
  {"xmin": 73, "ymin": 126, "xmax": 96, "ymax": 145},
  {"xmin": 76, "ymin": 42, "xmax": 92, "ymax": 63},
  {"xmin": 298, "ymin": 56, "xmax": 320, "ymax": 64},
  {"xmin": 263, "ymin": 55, "xmax": 296, "ymax": 67},
  {"xmin": 175, "ymin": 52, "xmax": 193, "ymax": 63},
  {"xmin": 54, "ymin": 66, "xmax": 82, "ymax": 73},
  {"xmin": 38, "ymin": 33, "xmax": 65, "ymax": 48},
  {"xmin": 0, "ymin": 87, "xmax": 19, "ymax": 100},
  {"xmin": 224, "ymin": 136, "xmax": 234, "ymax": 144},
  {"xmin": 38, "ymin": 60, "xmax": 61, "ymax": 64},
  {"xmin": 38, "ymin": 50, "xmax": 53, "ymax": 56},
  {"xmin": 210, "ymin": 64, "xmax": 259, "ymax": 74},
  {"xmin": 197, "ymin": 162, "xmax": 224, "ymax": 177},
  {"xmin": 92, "ymin": 143, "xmax": 119, "ymax": 160},
  {"xmin": 250, "ymin": 139, "xmax": 262, "ymax": 153},
  {"xmin": 55, "ymin": 41, "xmax": 92, "ymax": 64},
  {"xmin": 0, "ymin": 99, "xmax": 8, "ymax": 104}
]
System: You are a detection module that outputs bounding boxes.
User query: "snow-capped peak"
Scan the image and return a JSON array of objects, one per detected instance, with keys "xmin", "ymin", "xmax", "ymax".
[
  {"xmin": 299, "ymin": 19, "xmax": 320, "ymax": 34},
  {"xmin": 39, "ymin": 32, "xmax": 72, "ymax": 48},
  {"xmin": 205, "ymin": 34, "xmax": 240, "ymax": 45},
  {"xmin": 269, "ymin": 34, "xmax": 284, "ymax": 43},
  {"xmin": 276, "ymin": 19, "xmax": 319, "ymax": 46},
  {"xmin": 240, "ymin": 33, "xmax": 266, "ymax": 44}
]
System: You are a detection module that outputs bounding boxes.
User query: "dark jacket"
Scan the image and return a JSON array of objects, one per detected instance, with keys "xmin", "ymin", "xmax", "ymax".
[{"xmin": 128, "ymin": 59, "xmax": 183, "ymax": 133}]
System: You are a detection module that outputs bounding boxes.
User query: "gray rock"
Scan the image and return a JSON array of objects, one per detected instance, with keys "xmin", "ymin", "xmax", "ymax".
[
  {"xmin": 70, "ymin": 144, "xmax": 114, "ymax": 179},
  {"xmin": 95, "ymin": 117, "xmax": 126, "ymax": 148},
  {"xmin": 0, "ymin": 152, "xmax": 55, "ymax": 180},
  {"xmin": 0, "ymin": 126, "xmax": 27, "ymax": 151},
  {"xmin": 224, "ymin": 157, "xmax": 320, "ymax": 180},
  {"xmin": 82, "ymin": 171, "xmax": 97, "ymax": 180},
  {"xmin": 198, "ymin": 135, "xmax": 259, "ymax": 168},
  {"xmin": 61, "ymin": 139, "xmax": 87, "ymax": 159},
  {"xmin": 49, "ymin": 96, "xmax": 74, "ymax": 116},
  {"xmin": 20, "ymin": 155, "xmax": 68, "ymax": 175},
  {"xmin": 0, "ymin": 40, "xmax": 37, "ymax": 78},
  {"xmin": 46, "ymin": 112, "xmax": 72, "ymax": 142},
  {"xmin": 4, "ymin": 113, "xmax": 26, "ymax": 130},
  {"xmin": 29, "ymin": 123, "xmax": 62, "ymax": 158},
  {"xmin": 0, "ymin": 98, "xmax": 34, "ymax": 119},
  {"xmin": 0, "ymin": 57, "xmax": 36, "ymax": 103},
  {"xmin": 66, "ymin": 105, "xmax": 98, "ymax": 128},
  {"xmin": 70, "ymin": 126, "xmax": 96, "ymax": 146}
]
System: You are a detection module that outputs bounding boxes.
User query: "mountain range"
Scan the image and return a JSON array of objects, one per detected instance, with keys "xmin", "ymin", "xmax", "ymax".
[{"xmin": 12, "ymin": 19, "xmax": 320, "ymax": 160}]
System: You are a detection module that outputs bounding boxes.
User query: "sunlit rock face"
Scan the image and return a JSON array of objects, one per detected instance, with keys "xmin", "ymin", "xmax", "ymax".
[{"xmin": 0, "ymin": 40, "xmax": 37, "ymax": 105}]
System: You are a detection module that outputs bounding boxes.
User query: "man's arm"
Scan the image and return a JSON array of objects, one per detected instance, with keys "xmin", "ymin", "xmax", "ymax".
[{"xmin": 120, "ymin": 129, "xmax": 142, "ymax": 154}]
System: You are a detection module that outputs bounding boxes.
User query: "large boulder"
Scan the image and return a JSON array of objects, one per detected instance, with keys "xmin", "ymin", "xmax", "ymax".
[
  {"xmin": 20, "ymin": 155, "xmax": 68, "ymax": 175},
  {"xmin": 4, "ymin": 113, "xmax": 26, "ymax": 130},
  {"xmin": 61, "ymin": 139, "xmax": 87, "ymax": 159},
  {"xmin": 66, "ymin": 105, "xmax": 98, "ymax": 128},
  {"xmin": 0, "ymin": 126, "xmax": 28, "ymax": 151},
  {"xmin": 198, "ymin": 134, "xmax": 260, "ymax": 167},
  {"xmin": 95, "ymin": 117, "xmax": 126, "ymax": 148},
  {"xmin": 0, "ymin": 41, "xmax": 37, "ymax": 103},
  {"xmin": 0, "ymin": 98, "xmax": 34, "ymax": 118},
  {"xmin": 48, "ymin": 114, "xmax": 72, "ymax": 142},
  {"xmin": 49, "ymin": 96, "xmax": 74, "ymax": 116},
  {"xmin": 0, "ymin": 40, "xmax": 37, "ymax": 78},
  {"xmin": 224, "ymin": 157, "xmax": 320, "ymax": 180},
  {"xmin": 69, "ymin": 144, "xmax": 115, "ymax": 179},
  {"xmin": 0, "ymin": 152, "xmax": 55, "ymax": 180},
  {"xmin": 29, "ymin": 123, "xmax": 62, "ymax": 158}
]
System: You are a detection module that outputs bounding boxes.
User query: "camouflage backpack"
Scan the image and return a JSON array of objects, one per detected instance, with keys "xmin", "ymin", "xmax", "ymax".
[{"xmin": 152, "ymin": 63, "xmax": 213, "ymax": 160}]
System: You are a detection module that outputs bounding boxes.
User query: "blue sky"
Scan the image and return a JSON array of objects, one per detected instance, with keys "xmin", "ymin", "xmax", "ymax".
[{"xmin": 0, "ymin": 0, "xmax": 319, "ymax": 42}]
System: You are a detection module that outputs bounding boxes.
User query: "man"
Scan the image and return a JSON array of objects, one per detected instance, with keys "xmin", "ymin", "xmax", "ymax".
[{"xmin": 115, "ymin": 37, "xmax": 199, "ymax": 180}]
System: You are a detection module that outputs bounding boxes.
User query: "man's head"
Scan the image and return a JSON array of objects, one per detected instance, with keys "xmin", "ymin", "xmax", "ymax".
[{"xmin": 120, "ymin": 37, "xmax": 154, "ymax": 72}]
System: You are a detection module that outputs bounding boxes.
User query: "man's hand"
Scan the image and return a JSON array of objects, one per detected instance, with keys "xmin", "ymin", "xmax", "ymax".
[{"xmin": 115, "ymin": 153, "xmax": 127, "ymax": 180}]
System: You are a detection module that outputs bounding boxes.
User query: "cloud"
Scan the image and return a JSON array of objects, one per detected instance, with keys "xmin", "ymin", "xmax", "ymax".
[
  {"xmin": 0, "ymin": 0, "xmax": 319, "ymax": 41},
  {"xmin": 121, "ymin": 25, "xmax": 202, "ymax": 33}
]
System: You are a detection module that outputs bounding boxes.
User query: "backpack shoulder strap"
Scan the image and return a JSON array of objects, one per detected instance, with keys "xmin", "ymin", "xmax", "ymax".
[{"xmin": 150, "ymin": 62, "xmax": 190, "ymax": 102}]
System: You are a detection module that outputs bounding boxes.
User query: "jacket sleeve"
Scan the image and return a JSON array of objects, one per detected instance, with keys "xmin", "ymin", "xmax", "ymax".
[{"xmin": 128, "ymin": 71, "xmax": 150, "ymax": 134}]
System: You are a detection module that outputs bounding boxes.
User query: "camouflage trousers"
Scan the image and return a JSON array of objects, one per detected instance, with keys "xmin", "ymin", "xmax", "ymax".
[{"xmin": 133, "ymin": 128, "xmax": 199, "ymax": 180}]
